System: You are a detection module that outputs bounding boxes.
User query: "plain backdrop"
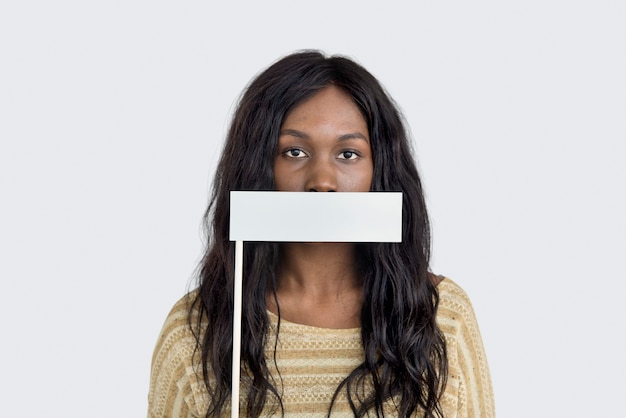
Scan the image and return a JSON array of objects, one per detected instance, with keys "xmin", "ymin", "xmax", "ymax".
[{"xmin": 1, "ymin": 1, "xmax": 624, "ymax": 416}]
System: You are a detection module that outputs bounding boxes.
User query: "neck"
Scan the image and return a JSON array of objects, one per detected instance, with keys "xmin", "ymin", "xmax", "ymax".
[
  {"xmin": 267, "ymin": 242, "xmax": 364, "ymax": 328},
  {"xmin": 277, "ymin": 242, "xmax": 361, "ymax": 295}
]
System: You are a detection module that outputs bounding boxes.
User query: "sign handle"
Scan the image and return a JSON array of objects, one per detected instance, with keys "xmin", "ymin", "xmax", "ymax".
[{"xmin": 231, "ymin": 240, "xmax": 243, "ymax": 417}]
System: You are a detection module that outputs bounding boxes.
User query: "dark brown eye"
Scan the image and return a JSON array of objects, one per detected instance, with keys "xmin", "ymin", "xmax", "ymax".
[
  {"xmin": 286, "ymin": 149, "xmax": 306, "ymax": 158},
  {"xmin": 338, "ymin": 151, "xmax": 357, "ymax": 160}
]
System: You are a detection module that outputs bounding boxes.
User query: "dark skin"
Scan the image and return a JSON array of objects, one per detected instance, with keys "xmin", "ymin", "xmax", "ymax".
[{"xmin": 269, "ymin": 86, "xmax": 372, "ymax": 329}]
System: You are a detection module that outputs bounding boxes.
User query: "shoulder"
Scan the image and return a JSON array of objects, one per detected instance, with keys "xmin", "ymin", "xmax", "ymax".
[
  {"xmin": 152, "ymin": 292, "xmax": 199, "ymax": 353},
  {"xmin": 148, "ymin": 290, "xmax": 205, "ymax": 417},
  {"xmin": 151, "ymin": 290, "xmax": 201, "ymax": 368},
  {"xmin": 435, "ymin": 277, "xmax": 496, "ymax": 417},
  {"xmin": 435, "ymin": 277, "xmax": 485, "ymax": 350},
  {"xmin": 435, "ymin": 276, "xmax": 477, "ymax": 322}
]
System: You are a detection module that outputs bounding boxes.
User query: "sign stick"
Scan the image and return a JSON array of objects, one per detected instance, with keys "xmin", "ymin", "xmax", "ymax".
[{"xmin": 231, "ymin": 240, "xmax": 243, "ymax": 418}]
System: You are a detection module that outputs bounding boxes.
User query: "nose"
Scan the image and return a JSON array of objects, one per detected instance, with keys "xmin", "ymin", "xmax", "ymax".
[{"xmin": 305, "ymin": 159, "xmax": 337, "ymax": 192}]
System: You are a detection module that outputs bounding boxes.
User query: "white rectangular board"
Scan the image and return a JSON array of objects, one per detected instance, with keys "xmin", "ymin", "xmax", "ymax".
[{"xmin": 229, "ymin": 191, "xmax": 402, "ymax": 242}]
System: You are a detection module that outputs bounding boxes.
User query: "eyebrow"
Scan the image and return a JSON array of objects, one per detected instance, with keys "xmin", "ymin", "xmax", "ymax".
[{"xmin": 279, "ymin": 129, "xmax": 369, "ymax": 142}]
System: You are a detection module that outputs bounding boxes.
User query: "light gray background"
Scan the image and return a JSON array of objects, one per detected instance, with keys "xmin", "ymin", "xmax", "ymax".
[{"xmin": 1, "ymin": 1, "xmax": 624, "ymax": 416}]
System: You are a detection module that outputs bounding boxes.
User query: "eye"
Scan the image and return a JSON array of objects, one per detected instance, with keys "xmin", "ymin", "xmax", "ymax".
[
  {"xmin": 338, "ymin": 150, "xmax": 359, "ymax": 160},
  {"xmin": 285, "ymin": 148, "xmax": 307, "ymax": 158}
]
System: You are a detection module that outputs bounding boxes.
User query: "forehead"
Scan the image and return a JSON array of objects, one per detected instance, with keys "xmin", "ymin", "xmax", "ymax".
[{"xmin": 281, "ymin": 85, "xmax": 367, "ymax": 131}]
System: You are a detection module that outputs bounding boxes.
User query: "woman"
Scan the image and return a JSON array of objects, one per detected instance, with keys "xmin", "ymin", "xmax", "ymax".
[{"xmin": 148, "ymin": 50, "xmax": 495, "ymax": 417}]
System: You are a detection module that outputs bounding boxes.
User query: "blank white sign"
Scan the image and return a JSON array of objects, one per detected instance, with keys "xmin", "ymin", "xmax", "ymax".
[{"xmin": 229, "ymin": 191, "xmax": 402, "ymax": 242}]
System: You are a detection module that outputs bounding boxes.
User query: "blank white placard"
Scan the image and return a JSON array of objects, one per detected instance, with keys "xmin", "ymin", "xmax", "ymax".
[{"xmin": 229, "ymin": 191, "xmax": 403, "ymax": 242}]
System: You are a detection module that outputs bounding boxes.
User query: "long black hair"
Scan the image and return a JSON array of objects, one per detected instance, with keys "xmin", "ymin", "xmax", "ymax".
[{"xmin": 189, "ymin": 50, "xmax": 448, "ymax": 417}]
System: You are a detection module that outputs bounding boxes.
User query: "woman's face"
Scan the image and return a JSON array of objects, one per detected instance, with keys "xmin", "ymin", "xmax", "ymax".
[{"xmin": 273, "ymin": 85, "xmax": 373, "ymax": 192}]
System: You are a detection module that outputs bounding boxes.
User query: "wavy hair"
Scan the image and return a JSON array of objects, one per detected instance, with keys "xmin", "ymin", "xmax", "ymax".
[{"xmin": 189, "ymin": 50, "xmax": 448, "ymax": 417}]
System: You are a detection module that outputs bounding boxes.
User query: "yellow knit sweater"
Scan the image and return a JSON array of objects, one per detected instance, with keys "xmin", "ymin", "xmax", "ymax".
[{"xmin": 148, "ymin": 278, "xmax": 495, "ymax": 417}]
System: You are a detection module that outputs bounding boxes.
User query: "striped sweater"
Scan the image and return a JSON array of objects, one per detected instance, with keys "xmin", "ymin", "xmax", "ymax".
[{"xmin": 148, "ymin": 278, "xmax": 495, "ymax": 417}]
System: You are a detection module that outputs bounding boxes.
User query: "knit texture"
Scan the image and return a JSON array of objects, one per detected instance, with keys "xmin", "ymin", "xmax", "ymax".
[{"xmin": 148, "ymin": 277, "xmax": 495, "ymax": 417}]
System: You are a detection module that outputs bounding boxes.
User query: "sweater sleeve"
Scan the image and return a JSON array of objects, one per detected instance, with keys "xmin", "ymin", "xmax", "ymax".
[
  {"xmin": 148, "ymin": 295, "xmax": 202, "ymax": 418},
  {"xmin": 438, "ymin": 279, "xmax": 495, "ymax": 418}
]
